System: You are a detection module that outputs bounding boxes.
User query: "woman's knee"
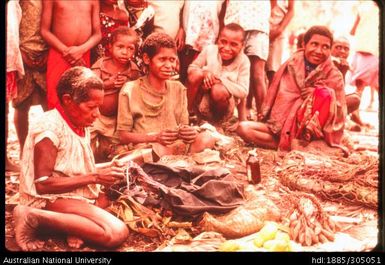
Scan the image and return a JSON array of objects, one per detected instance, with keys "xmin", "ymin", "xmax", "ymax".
[
  {"xmin": 190, "ymin": 131, "xmax": 216, "ymax": 153},
  {"xmin": 236, "ymin": 121, "xmax": 251, "ymax": 139},
  {"xmin": 102, "ymin": 220, "xmax": 129, "ymax": 248}
]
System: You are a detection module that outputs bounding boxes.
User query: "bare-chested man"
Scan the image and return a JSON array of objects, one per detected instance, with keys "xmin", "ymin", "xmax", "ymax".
[{"xmin": 41, "ymin": 0, "xmax": 101, "ymax": 109}]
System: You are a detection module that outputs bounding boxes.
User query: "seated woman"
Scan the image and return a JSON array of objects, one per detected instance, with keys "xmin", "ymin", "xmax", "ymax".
[
  {"xmin": 116, "ymin": 32, "xmax": 216, "ymax": 158},
  {"xmin": 237, "ymin": 26, "xmax": 347, "ymax": 153},
  {"xmin": 14, "ymin": 67, "xmax": 128, "ymax": 251}
]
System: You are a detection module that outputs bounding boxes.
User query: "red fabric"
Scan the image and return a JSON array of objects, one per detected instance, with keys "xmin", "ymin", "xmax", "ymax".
[
  {"xmin": 46, "ymin": 48, "xmax": 90, "ymax": 109},
  {"xmin": 6, "ymin": 71, "xmax": 18, "ymax": 103},
  {"xmin": 55, "ymin": 103, "xmax": 85, "ymax": 137},
  {"xmin": 312, "ymin": 87, "xmax": 331, "ymax": 127},
  {"xmin": 297, "ymin": 87, "xmax": 331, "ymax": 128}
]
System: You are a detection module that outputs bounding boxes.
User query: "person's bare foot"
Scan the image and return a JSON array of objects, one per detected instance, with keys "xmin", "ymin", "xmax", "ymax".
[
  {"xmin": 13, "ymin": 205, "xmax": 44, "ymax": 251},
  {"xmin": 66, "ymin": 235, "xmax": 84, "ymax": 249}
]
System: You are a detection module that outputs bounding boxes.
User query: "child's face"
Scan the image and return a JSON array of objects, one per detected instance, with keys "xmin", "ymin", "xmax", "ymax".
[
  {"xmin": 217, "ymin": 28, "xmax": 244, "ymax": 63},
  {"xmin": 331, "ymin": 39, "xmax": 350, "ymax": 59},
  {"xmin": 110, "ymin": 34, "xmax": 137, "ymax": 66},
  {"xmin": 145, "ymin": 47, "xmax": 178, "ymax": 80}
]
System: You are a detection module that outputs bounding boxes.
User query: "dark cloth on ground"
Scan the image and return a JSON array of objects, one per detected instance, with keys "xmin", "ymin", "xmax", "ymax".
[{"xmin": 141, "ymin": 163, "xmax": 245, "ymax": 217}]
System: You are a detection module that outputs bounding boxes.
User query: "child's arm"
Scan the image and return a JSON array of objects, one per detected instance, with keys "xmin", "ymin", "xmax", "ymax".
[
  {"xmin": 175, "ymin": 4, "xmax": 185, "ymax": 51},
  {"xmin": 219, "ymin": 56, "xmax": 250, "ymax": 99},
  {"xmin": 40, "ymin": 1, "xmax": 68, "ymax": 54},
  {"xmin": 270, "ymin": 0, "xmax": 294, "ymax": 42}
]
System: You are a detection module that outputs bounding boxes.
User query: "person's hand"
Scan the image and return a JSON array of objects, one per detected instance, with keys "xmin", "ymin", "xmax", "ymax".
[
  {"xmin": 178, "ymin": 125, "xmax": 197, "ymax": 144},
  {"xmin": 301, "ymin": 87, "xmax": 315, "ymax": 99},
  {"xmin": 63, "ymin": 46, "xmax": 85, "ymax": 65},
  {"xmin": 175, "ymin": 28, "xmax": 185, "ymax": 52},
  {"xmin": 113, "ymin": 73, "xmax": 128, "ymax": 88},
  {"xmin": 157, "ymin": 129, "xmax": 179, "ymax": 145},
  {"xmin": 202, "ymin": 71, "xmax": 220, "ymax": 90},
  {"xmin": 21, "ymin": 50, "xmax": 47, "ymax": 68},
  {"xmin": 104, "ymin": 74, "xmax": 128, "ymax": 89},
  {"xmin": 95, "ymin": 164, "xmax": 125, "ymax": 186}
]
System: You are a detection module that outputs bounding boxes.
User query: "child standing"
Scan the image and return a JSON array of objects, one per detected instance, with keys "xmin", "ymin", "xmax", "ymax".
[
  {"xmin": 117, "ymin": 32, "xmax": 216, "ymax": 158},
  {"xmin": 40, "ymin": 0, "xmax": 102, "ymax": 109},
  {"xmin": 90, "ymin": 26, "xmax": 142, "ymax": 162},
  {"xmin": 187, "ymin": 23, "xmax": 250, "ymax": 125}
]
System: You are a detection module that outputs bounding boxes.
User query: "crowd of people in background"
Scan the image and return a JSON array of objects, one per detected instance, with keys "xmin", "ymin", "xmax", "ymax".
[{"xmin": 6, "ymin": 0, "xmax": 379, "ymax": 251}]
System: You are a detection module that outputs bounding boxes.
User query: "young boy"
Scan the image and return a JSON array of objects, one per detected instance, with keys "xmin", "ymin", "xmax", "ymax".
[
  {"xmin": 117, "ymin": 32, "xmax": 216, "ymax": 158},
  {"xmin": 186, "ymin": 23, "xmax": 250, "ymax": 124},
  {"xmin": 40, "ymin": 0, "xmax": 102, "ymax": 109}
]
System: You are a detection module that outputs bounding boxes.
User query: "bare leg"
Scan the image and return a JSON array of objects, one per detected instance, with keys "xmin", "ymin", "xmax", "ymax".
[
  {"xmin": 14, "ymin": 198, "xmax": 129, "ymax": 251},
  {"xmin": 367, "ymin": 86, "xmax": 375, "ymax": 110},
  {"xmin": 249, "ymin": 56, "xmax": 267, "ymax": 115},
  {"xmin": 267, "ymin": 70, "xmax": 275, "ymax": 86},
  {"xmin": 6, "ymin": 103, "xmax": 20, "ymax": 171},
  {"xmin": 209, "ymin": 83, "xmax": 231, "ymax": 120},
  {"xmin": 186, "ymin": 70, "xmax": 204, "ymax": 113},
  {"xmin": 236, "ymin": 121, "xmax": 278, "ymax": 149},
  {"xmin": 14, "ymin": 99, "xmax": 32, "ymax": 154}
]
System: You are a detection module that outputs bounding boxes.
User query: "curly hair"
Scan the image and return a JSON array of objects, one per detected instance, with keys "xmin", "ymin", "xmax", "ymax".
[
  {"xmin": 303, "ymin": 25, "xmax": 333, "ymax": 47},
  {"xmin": 110, "ymin": 26, "xmax": 140, "ymax": 49},
  {"xmin": 141, "ymin": 32, "xmax": 176, "ymax": 59},
  {"xmin": 57, "ymin": 66, "xmax": 104, "ymax": 104}
]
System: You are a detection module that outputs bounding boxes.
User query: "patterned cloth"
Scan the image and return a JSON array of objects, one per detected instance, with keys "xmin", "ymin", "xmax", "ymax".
[
  {"xmin": 6, "ymin": 0, "xmax": 23, "ymax": 101},
  {"xmin": 19, "ymin": 109, "xmax": 101, "ymax": 209},
  {"xmin": 224, "ymin": 0, "xmax": 270, "ymax": 33},
  {"xmin": 13, "ymin": 0, "xmax": 48, "ymax": 107},
  {"xmin": 183, "ymin": 0, "xmax": 224, "ymax": 52},
  {"xmin": 262, "ymin": 50, "xmax": 346, "ymax": 151},
  {"xmin": 94, "ymin": 12, "xmax": 129, "ymax": 60}
]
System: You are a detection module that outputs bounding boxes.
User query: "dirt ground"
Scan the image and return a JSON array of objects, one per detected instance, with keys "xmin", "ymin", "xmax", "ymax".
[{"xmin": 4, "ymin": 87, "xmax": 380, "ymax": 252}]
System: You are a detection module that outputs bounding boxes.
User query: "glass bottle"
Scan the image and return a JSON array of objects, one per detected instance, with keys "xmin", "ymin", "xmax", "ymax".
[{"xmin": 246, "ymin": 149, "xmax": 261, "ymax": 184}]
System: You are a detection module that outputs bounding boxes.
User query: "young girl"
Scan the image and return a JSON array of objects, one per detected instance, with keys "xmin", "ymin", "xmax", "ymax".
[{"xmin": 90, "ymin": 26, "xmax": 142, "ymax": 162}]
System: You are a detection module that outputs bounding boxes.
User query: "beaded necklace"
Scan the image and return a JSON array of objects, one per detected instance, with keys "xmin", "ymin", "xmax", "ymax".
[{"xmin": 138, "ymin": 78, "xmax": 167, "ymax": 117}]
